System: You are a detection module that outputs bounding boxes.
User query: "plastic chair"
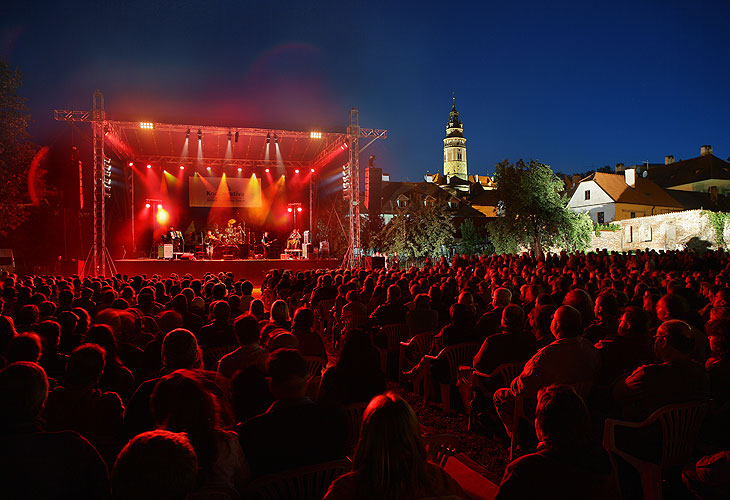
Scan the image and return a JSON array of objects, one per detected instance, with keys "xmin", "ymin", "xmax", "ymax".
[
  {"xmin": 245, "ymin": 459, "xmax": 352, "ymax": 500},
  {"xmin": 203, "ymin": 345, "xmax": 238, "ymax": 371},
  {"xmin": 603, "ymin": 400, "xmax": 713, "ymax": 500},
  {"xmin": 423, "ymin": 342, "xmax": 481, "ymax": 412},
  {"xmin": 315, "ymin": 299, "xmax": 336, "ymax": 338},
  {"xmin": 377, "ymin": 323, "xmax": 410, "ymax": 376},
  {"xmin": 333, "ymin": 314, "xmax": 369, "ymax": 349},
  {"xmin": 343, "ymin": 402, "xmax": 369, "ymax": 455},
  {"xmin": 302, "ymin": 355, "xmax": 327, "ymax": 378},
  {"xmin": 467, "ymin": 361, "xmax": 525, "ymax": 431},
  {"xmin": 422, "ymin": 434, "xmax": 461, "ymax": 468},
  {"xmin": 398, "ymin": 331, "xmax": 436, "ymax": 384}
]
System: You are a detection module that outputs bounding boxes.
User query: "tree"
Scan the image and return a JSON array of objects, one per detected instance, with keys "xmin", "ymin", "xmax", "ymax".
[
  {"xmin": 0, "ymin": 61, "xmax": 40, "ymax": 237},
  {"xmin": 458, "ymin": 219, "xmax": 487, "ymax": 255},
  {"xmin": 377, "ymin": 205, "xmax": 455, "ymax": 260},
  {"xmin": 558, "ymin": 210, "xmax": 594, "ymax": 252},
  {"xmin": 488, "ymin": 159, "xmax": 585, "ymax": 254}
]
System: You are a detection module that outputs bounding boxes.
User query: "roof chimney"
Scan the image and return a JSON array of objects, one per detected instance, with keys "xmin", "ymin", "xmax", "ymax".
[
  {"xmin": 701, "ymin": 145, "xmax": 713, "ymax": 156},
  {"xmin": 615, "ymin": 163, "xmax": 625, "ymax": 172},
  {"xmin": 624, "ymin": 168, "xmax": 636, "ymax": 188},
  {"xmin": 665, "ymin": 155, "xmax": 675, "ymax": 165}
]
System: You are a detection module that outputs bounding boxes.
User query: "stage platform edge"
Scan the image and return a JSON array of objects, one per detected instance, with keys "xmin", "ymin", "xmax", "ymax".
[{"xmin": 115, "ymin": 258, "xmax": 341, "ymax": 286}]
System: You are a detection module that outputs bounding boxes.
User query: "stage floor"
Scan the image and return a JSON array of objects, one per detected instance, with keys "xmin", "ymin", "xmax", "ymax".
[{"xmin": 115, "ymin": 258, "xmax": 341, "ymax": 286}]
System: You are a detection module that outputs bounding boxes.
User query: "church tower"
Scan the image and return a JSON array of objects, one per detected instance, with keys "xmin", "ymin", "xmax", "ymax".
[{"xmin": 443, "ymin": 98, "xmax": 467, "ymax": 181}]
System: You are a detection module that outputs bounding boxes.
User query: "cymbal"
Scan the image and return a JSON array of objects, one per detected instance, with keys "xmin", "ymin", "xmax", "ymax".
[{"xmin": 227, "ymin": 218, "xmax": 237, "ymax": 225}]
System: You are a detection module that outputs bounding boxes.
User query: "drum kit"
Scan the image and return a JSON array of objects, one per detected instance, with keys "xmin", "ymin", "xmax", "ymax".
[{"xmin": 205, "ymin": 219, "xmax": 250, "ymax": 259}]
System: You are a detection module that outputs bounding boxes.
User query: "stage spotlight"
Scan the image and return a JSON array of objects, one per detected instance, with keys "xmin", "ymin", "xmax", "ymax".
[
  {"xmin": 266, "ymin": 132, "xmax": 270, "ymax": 144},
  {"xmin": 157, "ymin": 204, "xmax": 163, "ymax": 209},
  {"xmin": 145, "ymin": 203, "xmax": 151, "ymax": 208},
  {"xmin": 207, "ymin": 166, "xmax": 212, "ymax": 172},
  {"xmin": 310, "ymin": 131, "xmax": 322, "ymax": 139},
  {"xmin": 297, "ymin": 207, "xmax": 302, "ymax": 213},
  {"xmin": 294, "ymin": 169, "xmax": 300, "ymax": 174},
  {"xmin": 265, "ymin": 168, "xmax": 270, "ymax": 173},
  {"xmin": 128, "ymin": 162, "xmax": 134, "ymax": 167},
  {"xmin": 237, "ymin": 167, "xmax": 242, "ymax": 173},
  {"xmin": 185, "ymin": 129, "xmax": 190, "ymax": 139},
  {"xmin": 146, "ymin": 164, "xmax": 152, "ymax": 169},
  {"xmin": 197, "ymin": 129, "xmax": 202, "ymax": 141},
  {"xmin": 234, "ymin": 131, "xmax": 239, "ymax": 143},
  {"xmin": 139, "ymin": 122, "xmax": 154, "ymax": 130},
  {"xmin": 163, "ymin": 169, "xmax": 167, "ymax": 173},
  {"xmin": 179, "ymin": 165, "xmax": 185, "ymax": 170},
  {"xmin": 228, "ymin": 131, "xmax": 232, "ymax": 142},
  {"xmin": 310, "ymin": 168, "xmax": 315, "ymax": 173},
  {"xmin": 274, "ymin": 134, "xmax": 278, "ymax": 144},
  {"xmin": 287, "ymin": 207, "xmax": 293, "ymax": 213}
]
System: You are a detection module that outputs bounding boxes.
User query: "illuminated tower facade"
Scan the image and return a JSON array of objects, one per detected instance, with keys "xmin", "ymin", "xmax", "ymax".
[{"xmin": 443, "ymin": 99, "xmax": 467, "ymax": 181}]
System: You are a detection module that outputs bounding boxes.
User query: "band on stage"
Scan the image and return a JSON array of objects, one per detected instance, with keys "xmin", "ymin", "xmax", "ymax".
[{"xmin": 157, "ymin": 220, "xmax": 305, "ymax": 260}]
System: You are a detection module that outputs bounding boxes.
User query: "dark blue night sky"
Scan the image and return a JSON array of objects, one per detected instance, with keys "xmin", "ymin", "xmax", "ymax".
[{"xmin": 2, "ymin": 0, "xmax": 729, "ymax": 179}]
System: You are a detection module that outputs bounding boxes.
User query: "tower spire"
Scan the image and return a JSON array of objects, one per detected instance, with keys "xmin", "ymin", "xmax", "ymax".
[{"xmin": 443, "ymin": 96, "xmax": 467, "ymax": 184}]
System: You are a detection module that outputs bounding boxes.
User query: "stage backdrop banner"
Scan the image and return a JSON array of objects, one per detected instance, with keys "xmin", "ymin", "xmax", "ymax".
[{"xmin": 189, "ymin": 176, "xmax": 263, "ymax": 208}]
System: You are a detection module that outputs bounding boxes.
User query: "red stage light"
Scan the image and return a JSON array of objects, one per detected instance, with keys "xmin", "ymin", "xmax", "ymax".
[
  {"xmin": 207, "ymin": 167, "xmax": 211, "ymax": 172},
  {"xmin": 294, "ymin": 169, "xmax": 300, "ymax": 174},
  {"xmin": 145, "ymin": 203, "xmax": 151, "ymax": 208},
  {"xmin": 265, "ymin": 168, "xmax": 270, "ymax": 173},
  {"xmin": 238, "ymin": 167, "xmax": 242, "ymax": 173},
  {"xmin": 287, "ymin": 207, "xmax": 293, "ymax": 213},
  {"xmin": 128, "ymin": 162, "xmax": 134, "ymax": 167},
  {"xmin": 310, "ymin": 168, "xmax": 315, "ymax": 173},
  {"xmin": 179, "ymin": 165, "xmax": 184, "ymax": 170},
  {"xmin": 146, "ymin": 164, "xmax": 152, "ymax": 169},
  {"xmin": 297, "ymin": 207, "xmax": 302, "ymax": 213}
]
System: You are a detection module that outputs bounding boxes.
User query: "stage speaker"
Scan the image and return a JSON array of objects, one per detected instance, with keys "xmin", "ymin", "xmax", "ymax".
[
  {"xmin": 319, "ymin": 241, "xmax": 330, "ymax": 259},
  {"xmin": 180, "ymin": 253, "xmax": 194, "ymax": 260},
  {"xmin": 302, "ymin": 243, "xmax": 314, "ymax": 259},
  {"xmin": 363, "ymin": 256, "xmax": 385, "ymax": 270}
]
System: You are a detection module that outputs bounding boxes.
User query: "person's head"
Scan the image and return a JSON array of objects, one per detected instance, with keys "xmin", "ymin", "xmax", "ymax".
[
  {"xmin": 594, "ymin": 292, "xmax": 619, "ymax": 320},
  {"xmin": 249, "ymin": 299, "xmax": 265, "ymax": 321},
  {"xmin": 413, "ymin": 293, "xmax": 430, "ymax": 310},
  {"xmin": 85, "ymin": 323, "xmax": 118, "ymax": 359},
  {"xmin": 618, "ymin": 306, "xmax": 649, "ymax": 338},
  {"xmin": 16, "ymin": 304, "xmax": 39, "ymax": 326},
  {"xmin": 0, "ymin": 362, "xmax": 48, "ymax": 426},
  {"xmin": 563, "ymin": 289, "xmax": 593, "ymax": 327},
  {"xmin": 712, "ymin": 288, "xmax": 730, "ymax": 309},
  {"xmin": 501, "ymin": 304, "xmax": 525, "ymax": 333},
  {"xmin": 266, "ymin": 348, "xmax": 308, "ymax": 400},
  {"xmin": 655, "ymin": 293, "xmax": 688, "ymax": 322},
  {"xmin": 292, "ymin": 307, "xmax": 315, "ymax": 332},
  {"xmin": 535, "ymin": 384, "xmax": 590, "ymax": 449},
  {"xmin": 209, "ymin": 300, "xmax": 230, "ymax": 323},
  {"xmin": 241, "ymin": 280, "xmax": 254, "ymax": 296},
  {"xmin": 353, "ymin": 392, "xmax": 428, "ymax": 497},
  {"xmin": 706, "ymin": 317, "xmax": 730, "ymax": 360},
  {"xmin": 36, "ymin": 320, "xmax": 61, "ymax": 354},
  {"xmin": 233, "ymin": 313, "xmax": 261, "ymax": 346},
  {"xmin": 161, "ymin": 329, "xmax": 201, "ymax": 371},
  {"xmin": 529, "ymin": 304, "xmax": 556, "ymax": 336},
  {"xmin": 112, "ymin": 430, "xmax": 198, "ymax": 500},
  {"xmin": 337, "ymin": 328, "xmax": 380, "ymax": 373},
  {"xmin": 654, "ymin": 319, "xmax": 695, "ymax": 362},
  {"xmin": 551, "ymin": 305, "xmax": 582, "ymax": 339},
  {"xmin": 6, "ymin": 333, "xmax": 42, "ymax": 363},
  {"xmin": 386, "ymin": 284, "xmax": 402, "ymax": 303},
  {"xmin": 492, "ymin": 287, "xmax": 512, "ymax": 308},
  {"xmin": 66, "ymin": 343, "xmax": 106, "ymax": 390},
  {"xmin": 270, "ymin": 300, "xmax": 290, "ymax": 324}
]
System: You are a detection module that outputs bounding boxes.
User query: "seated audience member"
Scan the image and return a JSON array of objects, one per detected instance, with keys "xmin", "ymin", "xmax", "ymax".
[
  {"xmin": 475, "ymin": 287, "xmax": 512, "ymax": 341},
  {"xmin": 5, "ymin": 332, "xmax": 42, "ymax": 364},
  {"xmin": 57, "ymin": 310, "xmax": 81, "ymax": 354},
  {"xmin": 249, "ymin": 298, "xmax": 267, "ymax": 322},
  {"xmin": 151, "ymin": 370, "xmax": 248, "ymax": 495},
  {"xmin": 324, "ymin": 392, "xmax": 466, "ymax": 500},
  {"xmin": 495, "ymin": 385, "xmax": 619, "ymax": 500},
  {"xmin": 238, "ymin": 348, "xmax": 347, "ymax": 479},
  {"xmin": 613, "ymin": 319, "xmax": 710, "ymax": 423},
  {"xmin": 433, "ymin": 302, "xmax": 476, "ymax": 351},
  {"xmin": 198, "ymin": 300, "xmax": 235, "ymax": 348},
  {"xmin": 0, "ymin": 315, "xmax": 19, "ymax": 363},
  {"xmin": 85, "ymin": 324, "xmax": 136, "ymax": 401},
  {"xmin": 406, "ymin": 293, "xmax": 439, "ymax": 336},
  {"xmin": 238, "ymin": 280, "xmax": 255, "ymax": 312},
  {"xmin": 583, "ymin": 291, "xmax": 620, "ymax": 344},
  {"xmin": 705, "ymin": 317, "xmax": 730, "ymax": 406},
  {"xmin": 595, "ymin": 306, "xmax": 654, "ymax": 387},
  {"xmin": 217, "ymin": 313, "xmax": 267, "ymax": 381},
  {"xmin": 528, "ymin": 304, "xmax": 556, "ymax": 349},
  {"xmin": 125, "ymin": 328, "xmax": 203, "ymax": 437},
  {"xmin": 290, "ymin": 307, "xmax": 327, "ymax": 360},
  {"xmin": 36, "ymin": 320, "xmax": 68, "ymax": 382},
  {"xmin": 473, "ymin": 304, "xmax": 536, "ymax": 375},
  {"xmin": 43, "ymin": 343, "xmax": 125, "ymax": 465},
  {"xmin": 260, "ymin": 299, "xmax": 291, "ymax": 344},
  {"xmin": 341, "ymin": 289, "xmax": 368, "ymax": 318},
  {"xmin": 370, "ymin": 284, "xmax": 408, "ymax": 327},
  {"xmin": 0, "ymin": 362, "xmax": 109, "ymax": 499},
  {"xmin": 112, "ymin": 430, "xmax": 198, "ymax": 500},
  {"xmin": 682, "ymin": 450, "xmax": 730, "ymax": 500},
  {"xmin": 654, "ymin": 292, "xmax": 707, "ymax": 362},
  {"xmin": 318, "ymin": 328, "xmax": 386, "ymax": 406},
  {"xmin": 494, "ymin": 305, "xmax": 601, "ymax": 438},
  {"xmin": 562, "ymin": 288, "xmax": 594, "ymax": 330},
  {"xmin": 230, "ymin": 366, "xmax": 274, "ymax": 423}
]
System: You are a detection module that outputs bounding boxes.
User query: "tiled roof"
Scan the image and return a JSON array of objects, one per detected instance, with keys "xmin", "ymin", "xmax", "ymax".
[
  {"xmin": 645, "ymin": 155, "xmax": 730, "ymax": 187},
  {"xmin": 589, "ymin": 172, "xmax": 683, "ymax": 208}
]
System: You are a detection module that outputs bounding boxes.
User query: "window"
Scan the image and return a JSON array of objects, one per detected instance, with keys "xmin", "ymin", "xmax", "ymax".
[
  {"xmin": 457, "ymin": 151, "xmax": 462, "ymax": 161},
  {"xmin": 597, "ymin": 212, "xmax": 605, "ymax": 224},
  {"xmin": 585, "ymin": 190, "xmax": 591, "ymax": 200},
  {"xmin": 630, "ymin": 212, "xmax": 636, "ymax": 218}
]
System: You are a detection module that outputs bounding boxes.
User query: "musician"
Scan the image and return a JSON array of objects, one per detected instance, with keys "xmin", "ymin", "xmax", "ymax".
[
  {"xmin": 205, "ymin": 230, "xmax": 218, "ymax": 259},
  {"xmin": 262, "ymin": 231, "xmax": 271, "ymax": 247},
  {"xmin": 287, "ymin": 229, "xmax": 302, "ymax": 250},
  {"xmin": 167, "ymin": 226, "xmax": 184, "ymax": 252}
]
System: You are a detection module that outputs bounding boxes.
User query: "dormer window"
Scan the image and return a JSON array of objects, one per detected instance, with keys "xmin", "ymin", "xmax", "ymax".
[
  {"xmin": 424, "ymin": 195, "xmax": 436, "ymax": 208},
  {"xmin": 396, "ymin": 195, "xmax": 409, "ymax": 208},
  {"xmin": 585, "ymin": 190, "xmax": 591, "ymax": 200},
  {"xmin": 448, "ymin": 199, "xmax": 459, "ymax": 209}
]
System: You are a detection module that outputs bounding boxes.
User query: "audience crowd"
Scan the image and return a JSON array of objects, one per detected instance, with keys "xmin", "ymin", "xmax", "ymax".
[{"xmin": 0, "ymin": 248, "xmax": 729, "ymax": 499}]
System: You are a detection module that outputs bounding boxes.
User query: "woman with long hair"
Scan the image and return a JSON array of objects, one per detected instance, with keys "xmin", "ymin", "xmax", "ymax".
[{"xmin": 324, "ymin": 392, "xmax": 465, "ymax": 500}]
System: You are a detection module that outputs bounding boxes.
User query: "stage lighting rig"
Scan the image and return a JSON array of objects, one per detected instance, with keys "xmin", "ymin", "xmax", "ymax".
[
  {"xmin": 228, "ymin": 131, "xmax": 232, "ymax": 142},
  {"xmin": 274, "ymin": 134, "xmax": 278, "ymax": 144},
  {"xmin": 265, "ymin": 132, "xmax": 271, "ymax": 144},
  {"xmin": 310, "ymin": 131, "xmax": 322, "ymax": 139},
  {"xmin": 234, "ymin": 131, "xmax": 239, "ymax": 143},
  {"xmin": 139, "ymin": 122, "xmax": 154, "ymax": 130},
  {"xmin": 185, "ymin": 129, "xmax": 190, "ymax": 139},
  {"xmin": 197, "ymin": 129, "xmax": 202, "ymax": 141}
]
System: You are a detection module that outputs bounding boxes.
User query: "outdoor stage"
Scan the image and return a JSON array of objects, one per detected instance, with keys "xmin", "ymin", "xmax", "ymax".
[{"xmin": 115, "ymin": 258, "xmax": 341, "ymax": 286}]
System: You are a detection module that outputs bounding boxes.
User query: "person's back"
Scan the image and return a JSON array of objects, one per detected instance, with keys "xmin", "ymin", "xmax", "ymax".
[
  {"xmin": 0, "ymin": 362, "xmax": 109, "ymax": 500},
  {"xmin": 237, "ymin": 349, "xmax": 346, "ymax": 478},
  {"xmin": 473, "ymin": 305, "xmax": 536, "ymax": 374}
]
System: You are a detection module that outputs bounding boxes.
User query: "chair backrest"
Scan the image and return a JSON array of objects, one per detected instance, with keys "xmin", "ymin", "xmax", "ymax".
[
  {"xmin": 317, "ymin": 299, "xmax": 336, "ymax": 317},
  {"xmin": 381, "ymin": 323, "xmax": 409, "ymax": 350},
  {"xmin": 487, "ymin": 361, "xmax": 526, "ymax": 388},
  {"xmin": 343, "ymin": 402, "xmax": 369, "ymax": 453},
  {"xmin": 302, "ymin": 356, "xmax": 327, "ymax": 377},
  {"xmin": 340, "ymin": 314, "xmax": 368, "ymax": 333},
  {"xmin": 422, "ymin": 434, "xmax": 461, "ymax": 468},
  {"xmin": 407, "ymin": 332, "xmax": 436, "ymax": 359},
  {"xmin": 245, "ymin": 459, "xmax": 351, "ymax": 500},
  {"xmin": 203, "ymin": 345, "xmax": 238, "ymax": 370},
  {"xmin": 656, "ymin": 400, "xmax": 713, "ymax": 467},
  {"xmin": 438, "ymin": 342, "xmax": 481, "ymax": 380}
]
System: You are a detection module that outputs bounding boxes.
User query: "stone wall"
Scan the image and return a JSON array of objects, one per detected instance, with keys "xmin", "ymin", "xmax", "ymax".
[{"xmin": 589, "ymin": 209, "xmax": 726, "ymax": 252}]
